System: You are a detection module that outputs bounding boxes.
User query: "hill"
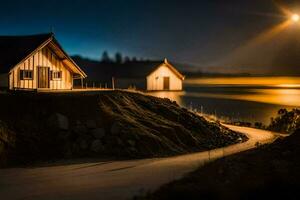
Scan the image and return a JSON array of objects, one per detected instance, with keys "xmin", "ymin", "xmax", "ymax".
[
  {"xmin": 0, "ymin": 91, "xmax": 247, "ymax": 167},
  {"xmin": 139, "ymin": 128, "xmax": 300, "ymax": 200}
]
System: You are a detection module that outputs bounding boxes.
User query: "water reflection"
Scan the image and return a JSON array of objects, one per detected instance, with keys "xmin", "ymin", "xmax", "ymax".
[
  {"xmin": 185, "ymin": 76, "xmax": 300, "ymax": 87},
  {"xmin": 185, "ymin": 88, "xmax": 300, "ymax": 107},
  {"xmin": 147, "ymin": 91, "xmax": 185, "ymax": 105},
  {"xmin": 148, "ymin": 76, "xmax": 300, "ymax": 124}
]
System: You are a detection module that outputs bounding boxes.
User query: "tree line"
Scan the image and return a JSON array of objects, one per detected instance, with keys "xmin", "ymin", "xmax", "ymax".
[{"xmin": 100, "ymin": 51, "xmax": 149, "ymax": 64}]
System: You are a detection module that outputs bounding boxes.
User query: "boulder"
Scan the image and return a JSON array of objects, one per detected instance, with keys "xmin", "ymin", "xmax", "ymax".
[
  {"xmin": 129, "ymin": 147, "xmax": 137, "ymax": 153},
  {"xmin": 91, "ymin": 128, "xmax": 106, "ymax": 139},
  {"xmin": 127, "ymin": 139, "xmax": 136, "ymax": 147},
  {"xmin": 75, "ymin": 120, "xmax": 82, "ymax": 125},
  {"xmin": 0, "ymin": 141, "xmax": 4, "ymax": 156},
  {"xmin": 79, "ymin": 140, "xmax": 88, "ymax": 150},
  {"xmin": 0, "ymin": 121, "xmax": 15, "ymax": 146},
  {"xmin": 91, "ymin": 140, "xmax": 103, "ymax": 153},
  {"xmin": 48, "ymin": 113, "xmax": 69, "ymax": 130},
  {"xmin": 72, "ymin": 143, "xmax": 81, "ymax": 154},
  {"xmin": 63, "ymin": 143, "xmax": 73, "ymax": 158},
  {"xmin": 111, "ymin": 122, "xmax": 122, "ymax": 135},
  {"xmin": 58, "ymin": 131, "xmax": 70, "ymax": 140},
  {"xmin": 117, "ymin": 137, "xmax": 123, "ymax": 146},
  {"xmin": 86, "ymin": 120, "xmax": 97, "ymax": 129},
  {"xmin": 73, "ymin": 125, "xmax": 88, "ymax": 135}
]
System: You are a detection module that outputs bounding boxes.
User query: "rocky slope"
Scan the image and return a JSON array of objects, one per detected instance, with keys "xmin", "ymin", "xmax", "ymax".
[
  {"xmin": 0, "ymin": 91, "xmax": 247, "ymax": 167},
  {"xmin": 0, "ymin": 121, "xmax": 15, "ymax": 166}
]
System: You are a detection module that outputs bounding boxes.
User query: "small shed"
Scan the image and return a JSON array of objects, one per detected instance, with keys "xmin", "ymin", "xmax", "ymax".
[
  {"xmin": 146, "ymin": 59, "xmax": 185, "ymax": 91},
  {"xmin": 0, "ymin": 33, "xmax": 87, "ymax": 91}
]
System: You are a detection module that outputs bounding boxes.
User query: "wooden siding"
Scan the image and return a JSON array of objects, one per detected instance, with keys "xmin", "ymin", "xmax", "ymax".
[
  {"xmin": 146, "ymin": 64, "xmax": 183, "ymax": 91},
  {"xmin": 9, "ymin": 45, "xmax": 73, "ymax": 90}
]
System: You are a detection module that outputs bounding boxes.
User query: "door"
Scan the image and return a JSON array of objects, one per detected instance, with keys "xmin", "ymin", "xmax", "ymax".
[
  {"xmin": 163, "ymin": 76, "xmax": 170, "ymax": 90},
  {"xmin": 38, "ymin": 67, "xmax": 50, "ymax": 88}
]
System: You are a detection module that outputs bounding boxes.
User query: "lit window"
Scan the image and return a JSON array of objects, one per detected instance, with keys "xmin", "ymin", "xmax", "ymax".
[{"xmin": 20, "ymin": 70, "xmax": 33, "ymax": 80}]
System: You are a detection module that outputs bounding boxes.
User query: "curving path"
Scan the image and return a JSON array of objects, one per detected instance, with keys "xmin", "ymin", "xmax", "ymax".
[{"xmin": 0, "ymin": 125, "xmax": 279, "ymax": 200}]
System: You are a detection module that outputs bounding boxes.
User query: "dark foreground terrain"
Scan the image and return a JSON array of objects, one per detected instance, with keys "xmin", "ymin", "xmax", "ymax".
[
  {"xmin": 0, "ymin": 90, "xmax": 246, "ymax": 167},
  {"xmin": 139, "ymin": 128, "xmax": 300, "ymax": 200}
]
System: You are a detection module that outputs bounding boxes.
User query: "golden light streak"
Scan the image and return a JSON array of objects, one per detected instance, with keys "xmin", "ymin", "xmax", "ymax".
[
  {"xmin": 275, "ymin": 1, "xmax": 293, "ymax": 16},
  {"xmin": 222, "ymin": 20, "xmax": 291, "ymax": 65},
  {"xmin": 186, "ymin": 77, "xmax": 300, "ymax": 87},
  {"xmin": 218, "ymin": 0, "xmax": 300, "ymax": 70},
  {"xmin": 246, "ymin": 20, "xmax": 291, "ymax": 47},
  {"xmin": 184, "ymin": 89, "xmax": 300, "ymax": 107},
  {"xmin": 275, "ymin": 1, "xmax": 299, "ymax": 23},
  {"xmin": 291, "ymin": 14, "xmax": 300, "ymax": 22}
]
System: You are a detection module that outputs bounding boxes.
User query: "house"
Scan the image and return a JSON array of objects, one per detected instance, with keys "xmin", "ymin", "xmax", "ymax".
[
  {"xmin": 72, "ymin": 57, "xmax": 185, "ymax": 91},
  {"xmin": 0, "ymin": 33, "xmax": 87, "ymax": 91},
  {"xmin": 146, "ymin": 58, "xmax": 185, "ymax": 91}
]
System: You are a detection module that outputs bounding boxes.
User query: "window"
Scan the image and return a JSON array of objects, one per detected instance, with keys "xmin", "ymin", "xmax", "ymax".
[
  {"xmin": 50, "ymin": 71, "xmax": 62, "ymax": 80},
  {"xmin": 20, "ymin": 70, "xmax": 33, "ymax": 80}
]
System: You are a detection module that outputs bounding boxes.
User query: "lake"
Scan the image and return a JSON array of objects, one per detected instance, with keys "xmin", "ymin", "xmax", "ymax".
[{"xmin": 148, "ymin": 76, "xmax": 300, "ymax": 125}]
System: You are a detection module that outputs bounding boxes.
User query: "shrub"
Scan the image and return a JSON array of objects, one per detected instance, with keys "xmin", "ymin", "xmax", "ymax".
[{"xmin": 268, "ymin": 109, "xmax": 300, "ymax": 134}]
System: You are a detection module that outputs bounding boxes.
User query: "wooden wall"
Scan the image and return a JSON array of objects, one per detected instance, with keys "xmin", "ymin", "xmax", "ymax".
[{"xmin": 9, "ymin": 45, "xmax": 73, "ymax": 90}]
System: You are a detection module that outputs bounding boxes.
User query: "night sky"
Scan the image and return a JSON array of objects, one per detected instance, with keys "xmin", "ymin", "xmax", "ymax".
[{"xmin": 1, "ymin": 0, "xmax": 300, "ymax": 74}]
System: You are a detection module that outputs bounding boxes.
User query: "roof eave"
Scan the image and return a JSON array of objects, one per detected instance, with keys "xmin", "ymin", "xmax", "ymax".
[
  {"xmin": 8, "ymin": 35, "xmax": 53, "ymax": 73},
  {"xmin": 8, "ymin": 34, "xmax": 87, "ymax": 79},
  {"xmin": 147, "ymin": 62, "xmax": 185, "ymax": 80},
  {"xmin": 51, "ymin": 38, "xmax": 87, "ymax": 78}
]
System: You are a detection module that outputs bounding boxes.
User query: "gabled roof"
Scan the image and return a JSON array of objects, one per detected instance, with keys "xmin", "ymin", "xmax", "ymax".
[
  {"xmin": 72, "ymin": 56, "xmax": 185, "ymax": 80},
  {"xmin": 0, "ymin": 33, "xmax": 87, "ymax": 78},
  {"xmin": 147, "ymin": 58, "xmax": 185, "ymax": 80}
]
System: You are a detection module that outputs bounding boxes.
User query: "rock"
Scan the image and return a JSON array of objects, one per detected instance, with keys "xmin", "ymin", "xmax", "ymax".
[
  {"xmin": 111, "ymin": 122, "xmax": 122, "ymax": 135},
  {"xmin": 127, "ymin": 139, "xmax": 136, "ymax": 147},
  {"xmin": 72, "ymin": 143, "xmax": 81, "ymax": 154},
  {"xmin": 0, "ymin": 121, "xmax": 15, "ymax": 145},
  {"xmin": 129, "ymin": 147, "xmax": 137, "ymax": 152},
  {"xmin": 58, "ymin": 131, "xmax": 70, "ymax": 140},
  {"xmin": 218, "ymin": 167, "xmax": 224, "ymax": 175},
  {"xmin": 76, "ymin": 120, "xmax": 82, "ymax": 125},
  {"xmin": 73, "ymin": 125, "xmax": 88, "ymax": 135},
  {"xmin": 91, "ymin": 128, "xmax": 106, "ymax": 139},
  {"xmin": 0, "ymin": 122, "xmax": 9, "ymax": 144},
  {"xmin": 96, "ymin": 118, "xmax": 103, "ymax": 127},
  {"xmin": 80, "ymin": 140, "xmax": 88, "ymax": 150},
  {"xmin": 0, "ymin": 141, "xmax": 4, "ymax": 156},
  {"xmin": 117, "ymin": 138, "xmax": 123, "ymax": 146},
  {"xmin": 91, "ymin": 140, "xmax": 103, "ymax": 153},
  {"xmin": 63, "ymin": 143, "xmax": 73, "ymax": 158},
  {"xmin": 48, "ymin": 113, "xmax": 69, "ymax": 130},
  {"xmin": 86, "ymin": 120, "xmax": 97, "ymax": 129},
  {"xmin": 281, "ymin": 150, "xmax": 291, "ymax": 156}
]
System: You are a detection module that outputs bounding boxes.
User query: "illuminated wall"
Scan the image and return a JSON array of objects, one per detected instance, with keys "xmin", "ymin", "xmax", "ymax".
[
  {"xmin": 8, "ymin": 45, "xmax": 73, "ymax": 90},
  {"xmin": 146, "ymin": 64, "xmax": 183, "ymax": 91}
]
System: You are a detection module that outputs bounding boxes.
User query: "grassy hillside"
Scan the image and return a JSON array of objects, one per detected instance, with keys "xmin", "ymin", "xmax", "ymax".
[
  {"xmin": 0, "ymin": 90, "xmax": 247, "ymax": 167},
  {"xmin": 139, "ymin": 129, "xmax": 300, "ymax": 200}
]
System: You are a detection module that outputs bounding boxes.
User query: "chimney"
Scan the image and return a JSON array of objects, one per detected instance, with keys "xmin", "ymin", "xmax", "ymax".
[{"xmin": 164, "ymin": 58, "xmax": 168, "ymax": 64}]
